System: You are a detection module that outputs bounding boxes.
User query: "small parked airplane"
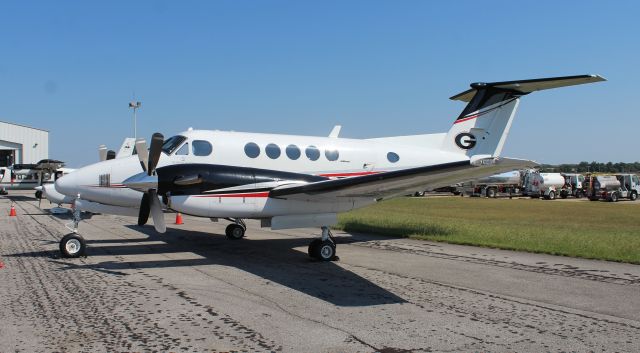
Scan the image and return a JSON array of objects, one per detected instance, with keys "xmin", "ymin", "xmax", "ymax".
[
  {"xmin": 0, "ymin": 159, "xmax": 72, "ymax": 197},
  {"xmin": 53, "ymin": 74, "xmax": 605, "ymax": 260}
]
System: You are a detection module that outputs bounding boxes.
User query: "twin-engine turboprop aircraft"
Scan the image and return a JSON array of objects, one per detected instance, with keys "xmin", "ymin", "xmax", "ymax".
[{"xmin": 53, "ymin": 74, "xmax": 605, "ymax": 261}]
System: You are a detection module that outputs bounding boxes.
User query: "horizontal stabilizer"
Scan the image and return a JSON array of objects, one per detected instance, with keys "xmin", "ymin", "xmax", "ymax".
[{"xmin": 450, "ymin": 74, "xmax": 606, "ymax": 102}]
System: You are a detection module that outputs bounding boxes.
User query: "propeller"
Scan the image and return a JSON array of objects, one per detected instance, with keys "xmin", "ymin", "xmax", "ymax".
[
  {"xmin": 127, "ymin": 133, "xmax": 166, "ymax": 233},
  {"xmin": 106, "ymin": 150, "xmax": 116, "ymax": 160},
  {"xmin": 98, "ymin": 145, "xmax": 107, "ymax": 162}
]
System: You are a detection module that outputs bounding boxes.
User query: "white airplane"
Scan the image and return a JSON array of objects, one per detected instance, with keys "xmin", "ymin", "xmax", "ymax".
[
  {"xmin": 0, "ymin": 159, "xmax": 70, "ymax": 197},
  {"xmin": 36, "ymin": 138, "xmax": 137, "ymax": 207},
  {"xmin": 54, "ymin": 74, "xmax": 605, "ymax": 260}
]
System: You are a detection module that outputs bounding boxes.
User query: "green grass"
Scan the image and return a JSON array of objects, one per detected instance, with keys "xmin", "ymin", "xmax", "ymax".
[{"xmin": 336, "ymin": 197, "xmax": 640, "ymax": 264}]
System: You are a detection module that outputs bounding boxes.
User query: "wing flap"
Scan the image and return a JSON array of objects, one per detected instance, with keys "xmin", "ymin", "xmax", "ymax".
[{"xmin": 270, "ymin": 157, "xmax": 538, "ymax": 202}]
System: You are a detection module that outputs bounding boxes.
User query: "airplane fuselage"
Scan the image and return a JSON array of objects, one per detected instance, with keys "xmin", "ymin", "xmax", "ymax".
[{"xmin": 56, "ymin": 129, "xmax": 467, "ymax": 217}]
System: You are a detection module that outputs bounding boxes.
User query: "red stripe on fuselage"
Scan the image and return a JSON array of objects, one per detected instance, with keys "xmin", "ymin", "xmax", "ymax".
[
  {"xmin": 194, "ymin": 192, "xmax": 270, "ymax": 198},
  {"xmin": 318, "ymin": 171, "xmax": 382, "ymax": 178}
]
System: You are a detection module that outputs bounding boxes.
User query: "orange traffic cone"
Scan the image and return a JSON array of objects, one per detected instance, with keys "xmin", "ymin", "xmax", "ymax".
[
  {"xmin": 175, "ymin": 212, "xmax": 183, "ymax": 225},
  {"xmin": 9, "ymin": 203, "xmax": 17, "ymax": 217}
]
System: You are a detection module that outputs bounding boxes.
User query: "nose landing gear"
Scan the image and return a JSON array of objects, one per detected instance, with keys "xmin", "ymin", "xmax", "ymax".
[{"xmin": 308, "ymin": 226, "xmax": 338, "ymax": 262}]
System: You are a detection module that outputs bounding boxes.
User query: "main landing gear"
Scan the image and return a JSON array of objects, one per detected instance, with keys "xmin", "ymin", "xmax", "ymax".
[
  {"xmin": 224, "ymin": 218, "xmax": 246, "ymax": 240},
  {"xmin": 308, "ymin": 226, "xmax": 338, "ymax": 262}
]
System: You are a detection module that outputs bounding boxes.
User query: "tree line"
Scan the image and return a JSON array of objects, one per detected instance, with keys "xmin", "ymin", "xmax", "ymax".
[{"xmin": 540, "ymin": 161, "xmax": 640, "ymax": 173}]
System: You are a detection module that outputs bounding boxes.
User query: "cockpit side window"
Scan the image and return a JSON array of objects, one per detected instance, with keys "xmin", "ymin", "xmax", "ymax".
[
  {"xmin": 162, "ymin": 135, "xmax": 187, "ymax": 155},
  {"xmin": 192, "ymin": 140, "xmax": 212, "ymax": 156},
  {"xmin": 175, "ymin": 143, "xmax": 189, "ymax": 156}
]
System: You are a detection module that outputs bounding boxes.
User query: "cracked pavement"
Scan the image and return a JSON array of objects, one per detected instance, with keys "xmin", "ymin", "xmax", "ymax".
[{"xmin": 1, "ymin": 192, "xmax": 639, "ymax": 352}]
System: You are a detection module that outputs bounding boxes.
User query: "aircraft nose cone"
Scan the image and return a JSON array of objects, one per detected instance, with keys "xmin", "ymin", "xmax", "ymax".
[{"xmin": 55, "ymin": 172, "xmax": 79, "ymax": 197}]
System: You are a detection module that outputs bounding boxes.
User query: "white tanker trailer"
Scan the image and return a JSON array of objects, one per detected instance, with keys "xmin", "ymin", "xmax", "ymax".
[
  {"xmin": 523, "ymin": 171, "xmax": 566, "ymax": 200},
  {"xmin": 586, "ymin": 175, "xmax": 622, "ymax": 202}
]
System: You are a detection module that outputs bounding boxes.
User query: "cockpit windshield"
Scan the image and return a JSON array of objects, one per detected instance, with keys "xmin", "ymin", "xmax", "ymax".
[{"xmin": 162, "ymin": 135, "xmax": 187, "ymax": 155}]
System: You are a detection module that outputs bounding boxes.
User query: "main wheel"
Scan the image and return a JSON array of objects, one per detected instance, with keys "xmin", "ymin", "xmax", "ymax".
[
  {"xmin": 609, "ymin": 193, "xmax": 618, "ymax": 202},
  {"xmin": 308, "ymin": 239, "xmax": 322, "ymax": 257},
  {"xmin": 631, "ymin": 192, "xmax": 638, "ymax": 201},
  {"xmin": 225, "ymin": 224, "xmax": 245, "ymax": 240},
  {"xmin": 59, "ymin": 233, "xmax": 86, "ymax": 258},
  {"xmin": 575, "ymin": 190, "xmax": 584, "ymax": 199},
  {"xmin": 311, "ymin": 240, "xmax": 336, "ymax": 262},
  {"xmin": 486, "ymin": 188, "xmax": 497, "ymax": 198},
  {"xmin": 547, "ymin": 191, "xmax": 556, "ymax": 200}
]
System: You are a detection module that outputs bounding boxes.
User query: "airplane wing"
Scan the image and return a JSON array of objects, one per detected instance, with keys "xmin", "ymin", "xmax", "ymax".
[{"xmin": 270, "ymin": 157, "xmax": 537, "ymax": 202}]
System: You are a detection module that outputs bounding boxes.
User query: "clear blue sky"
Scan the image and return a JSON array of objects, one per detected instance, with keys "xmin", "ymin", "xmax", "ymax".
[{"xmin": 0, "ymin": 1, "xmax": 637, "ymax": 167}]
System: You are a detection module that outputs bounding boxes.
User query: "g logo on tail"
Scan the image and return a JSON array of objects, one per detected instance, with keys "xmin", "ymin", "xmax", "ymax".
[{"xmin": 455, "ymin": 133, "xmax": 476, "ymax": 150}]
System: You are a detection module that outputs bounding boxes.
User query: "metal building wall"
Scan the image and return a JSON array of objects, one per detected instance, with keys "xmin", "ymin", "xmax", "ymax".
[{"xmin": 0, "ymin": 121, "xmax": 49, "ymax": 164}]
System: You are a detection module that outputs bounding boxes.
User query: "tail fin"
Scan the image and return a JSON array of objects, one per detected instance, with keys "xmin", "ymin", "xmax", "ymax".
[
  {"xmin": 116, "ymin": 138, "xmax": 136, "ymax": 158},
  {"xmin": 442, "ymin": 74, "xmax": 605, "ymax": 157}
]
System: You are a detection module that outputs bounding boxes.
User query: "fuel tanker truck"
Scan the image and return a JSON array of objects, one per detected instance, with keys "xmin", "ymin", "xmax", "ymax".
[
  {"xmin": 522, "ymin": 171, "xmax": 566, "ymax": 200},
  {"xmin": 585, "ymin": 175, "xmax": 622, "ymax": 202},
  {"xmin": 457, "ymin": 171, "xmax": 522, "ymax": 198}
]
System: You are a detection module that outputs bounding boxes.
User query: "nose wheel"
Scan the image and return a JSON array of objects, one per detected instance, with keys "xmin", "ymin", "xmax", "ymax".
[
  {"xmin": 59, "ymin": 233, "xmax": 86, "ymax": 258},
  {"xmin": 308, "ymin": 227, "xmax": 338, "ymax": 261}
]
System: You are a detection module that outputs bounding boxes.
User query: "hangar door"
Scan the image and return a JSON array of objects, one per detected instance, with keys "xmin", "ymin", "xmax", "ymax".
[{"xmin": 0, "ymin": 140, "xmax": 21, "ymax": 167}]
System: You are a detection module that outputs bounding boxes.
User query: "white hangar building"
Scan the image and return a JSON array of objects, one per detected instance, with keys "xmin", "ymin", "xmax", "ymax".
[{"xmin": 0, "ymin": 121, "xmax": 49, "ymax": 167}]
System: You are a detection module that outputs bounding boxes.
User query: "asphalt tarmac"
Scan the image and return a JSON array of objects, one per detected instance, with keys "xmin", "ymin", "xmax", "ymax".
[{"xmin": 1, "ymin": 191, "xmax": 639, "ymax": 352}]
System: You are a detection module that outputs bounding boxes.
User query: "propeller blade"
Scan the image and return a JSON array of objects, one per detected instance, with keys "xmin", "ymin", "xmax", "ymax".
[
  {"xmin": 98, "ymin": 145, "xmax": 107, "ymax": 162},
  {"xmin": 149, "ymin": 189, "xmax": 166, "ymax": 233},
  {"xmin": 138, "ymin": 192, "xmax": 150, "ymax": 226},
  {"xmin": 147, "ymin": 133, "xmax": 164, "ymax": 176},
  {"xmin": 135, "ymin": 138, "xmax": 149, "ymax": 173},
  {"xmin": 106, "ymin": 150, "xmax": 116, "ymax": 160}
]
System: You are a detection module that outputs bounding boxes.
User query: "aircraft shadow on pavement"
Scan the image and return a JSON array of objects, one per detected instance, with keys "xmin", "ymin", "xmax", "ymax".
[{"xmin": 12, "ymin": 225, "xmax": 406, "ymax": 307}]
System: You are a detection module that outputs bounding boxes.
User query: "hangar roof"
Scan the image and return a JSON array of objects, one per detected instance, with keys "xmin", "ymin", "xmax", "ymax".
[{"xmin": 0, "ymin": 120, "xmax": 49, "ymax": 132}]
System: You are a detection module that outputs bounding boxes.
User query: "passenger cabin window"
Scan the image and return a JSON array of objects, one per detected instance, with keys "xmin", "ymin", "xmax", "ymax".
[
  {"xmin": 325, "ymin": 149, "xmax": 339, "ymax": 161},
  {"xmin": 387, "ymin": 152, "xmax": 400, "ymax": 163},
  {"xmin": 265, "ymin": 143, "xmax": 281, "ymax": 159},
  {"xmin": 192, "ymin": 140, "xmax": 212, "ymax": 156},
  {"xmin": 162, "ymin": 135, "xmax": 187, "ymax": 155},
  {"xmin": 175, "ymin": 143, "xmax": 189, "ymax": 155},
  {"xmin": 286, "ymin": 144, "xmax": 301, "ymax": 160},
  {"xmin": 305, "ymin": 146, "xmax": 320, "ymax": 161},
  {"xmin": 244, "ymin": 142, "xmax": 260, "ymax": 158}
]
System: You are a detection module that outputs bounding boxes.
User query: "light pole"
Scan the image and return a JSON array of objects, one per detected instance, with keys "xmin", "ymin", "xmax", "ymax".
[{"xmin": 128, "ymin": 101, "xmax": 141, "ymax": 139}]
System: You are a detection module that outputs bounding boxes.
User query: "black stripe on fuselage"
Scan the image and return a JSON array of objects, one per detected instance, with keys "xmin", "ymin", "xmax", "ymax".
[{"xmin": 157, "ymin": 164, "xmax": 328, "ymax": 196}]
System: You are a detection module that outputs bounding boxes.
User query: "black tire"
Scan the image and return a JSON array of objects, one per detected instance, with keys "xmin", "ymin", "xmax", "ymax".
[
  {"xmin": 308, "ymin": 239, "xmax": 322, "ymax": 257},
  {"xmin": 486, "ymin": 188, "xmax": 497, "ymax": 198},
  {"xmin": 59, "ymin": 233, "xmax": 86, "ymax": 258},
  {"xmin": 547, "ymin": 191, "xmax": 556, "ymax": 200},
  {"xmin": 312, "ymin": 240, "xmax": 336, "ymax": 262},
  {"xmin": 35, "ymin": 190, "xmax": 43, "ymax": 199},
  {"xmin": 575, "ymin": 190, "xmax": 583, "ymax": 199},
  {"xmin": 225, "ymin": 224, "xmax": 245, "ymax": 240},
  {"xmin": 631, "ymin": 192, "xmax": 638, "ymax": 201},
  {"xmin": 609, "ymin": 193, "xmax": 618, "ymax": 202},
  {"xmin": 560, "ymin": 191, "xmax": 568, "ymax": 199}
]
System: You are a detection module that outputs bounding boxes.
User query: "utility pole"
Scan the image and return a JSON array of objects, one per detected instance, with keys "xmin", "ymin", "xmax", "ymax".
[{"xmin": 128, "ymin": 101, "xmax": 141, "ymax": 139}]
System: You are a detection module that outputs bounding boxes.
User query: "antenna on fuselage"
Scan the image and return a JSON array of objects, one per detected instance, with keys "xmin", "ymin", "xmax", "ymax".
[{"xmin": 329, "ymin": 125, "xmax": 341, "ymax": 138}]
